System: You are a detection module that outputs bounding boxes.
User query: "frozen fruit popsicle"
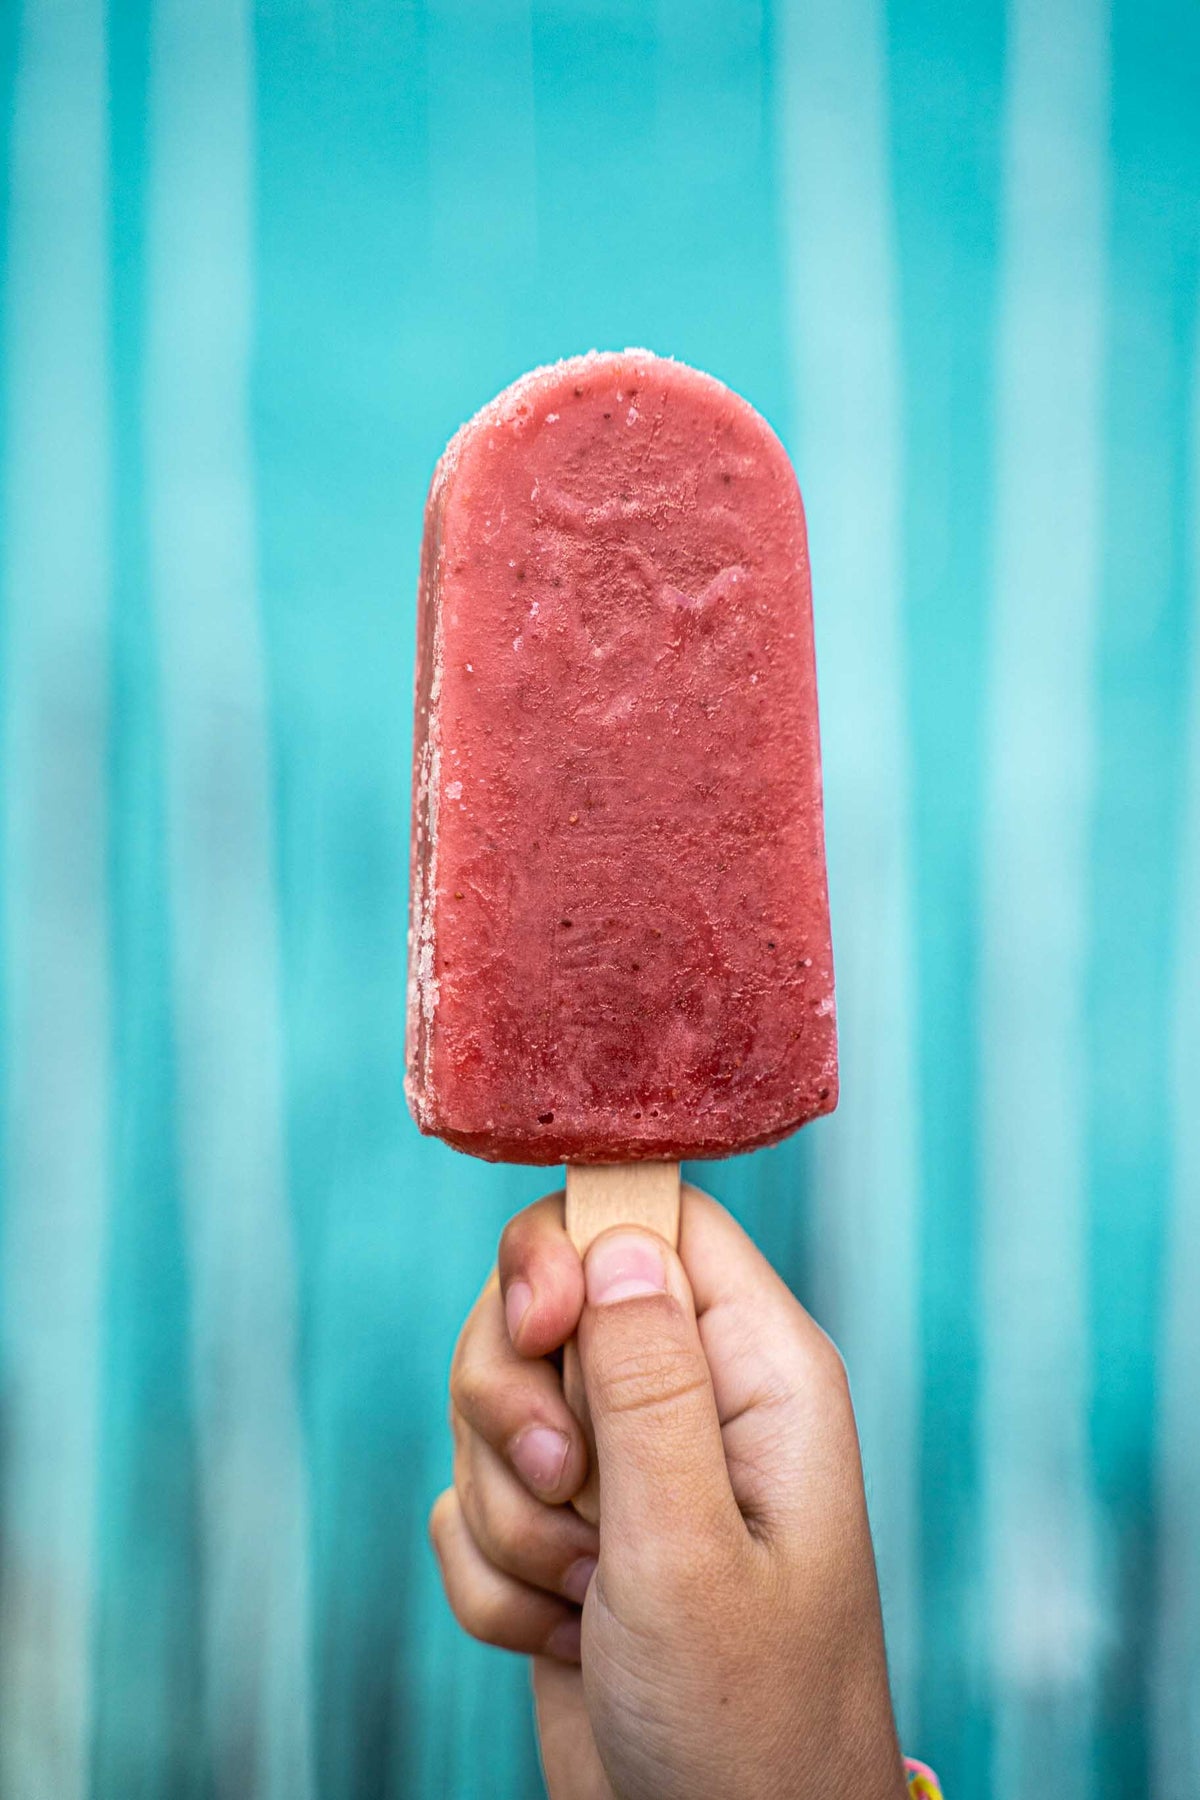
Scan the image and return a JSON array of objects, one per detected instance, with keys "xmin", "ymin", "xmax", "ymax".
[{"xmin": 407, "ymin": 349, "xmax": 837, "ymax": 1173}]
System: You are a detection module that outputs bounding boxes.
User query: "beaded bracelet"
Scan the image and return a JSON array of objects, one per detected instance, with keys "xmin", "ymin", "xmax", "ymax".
[{"xmin": 905, "ymin": 1758, "xmax": 943, "ymax": 1798}]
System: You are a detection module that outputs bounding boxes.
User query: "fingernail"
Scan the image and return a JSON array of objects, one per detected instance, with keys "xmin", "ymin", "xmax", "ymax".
[
  {"xmin": 505, "ymin": 1279, "xmax": 533, "ymax": 1343},
  {"xmin": 511, "ymin": 1426, "xmax": 569, "ymax": 1494},
  {"xmin": 586, "ymin": 1232, "xmax": 667, "ymax": 1306},
  {"xmin": 545, "ymin": 1616, "xmax": 582, "ymax": 1663},
  {"xmin": 562, "ymin": 1556, "xmax": 597, "ymax": 1605}
]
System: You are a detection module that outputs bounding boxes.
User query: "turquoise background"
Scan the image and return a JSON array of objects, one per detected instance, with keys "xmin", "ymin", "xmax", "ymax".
[{"xmin": 2, "ymin": 0, "xmax": 1199, "ymax": 1795}]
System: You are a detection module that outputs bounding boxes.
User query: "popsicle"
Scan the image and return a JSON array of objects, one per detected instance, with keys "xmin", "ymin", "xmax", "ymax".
[
  {"xmin": 407, "ymin": 350, "xmax": 836, "ymax": 1509},
  {"xmin": 407, "ymin": 349, "xmax": 836, "ymax": 1144}
]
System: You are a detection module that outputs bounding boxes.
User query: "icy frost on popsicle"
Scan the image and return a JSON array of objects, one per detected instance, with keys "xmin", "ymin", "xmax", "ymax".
[{"xmin": 407, "ymin": 351, "xmax": 836, "ymax": 1164}]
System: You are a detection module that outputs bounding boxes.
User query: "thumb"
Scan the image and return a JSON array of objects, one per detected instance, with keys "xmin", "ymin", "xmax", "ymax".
[{"xmin": 577, "ymin": 1228, "xmax": 742, "ymax": 1563}]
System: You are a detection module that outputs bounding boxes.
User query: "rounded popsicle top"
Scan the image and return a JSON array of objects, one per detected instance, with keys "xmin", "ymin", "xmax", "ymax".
[
  {"xmin": 407, "ymin": 350, "xmax": 837, "ymax": 1164},
  {"xmin": 433, "ymin": 348, "xmax": 783, "ymax": 482}
]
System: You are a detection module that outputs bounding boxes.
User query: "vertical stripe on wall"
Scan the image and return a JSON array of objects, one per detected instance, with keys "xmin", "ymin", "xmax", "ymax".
[
  {"xmin": 979, "ymin": 0, "xmax": 1109, "ymax": 1793},
  {"xmin": 776, "ymin": 0, "xmax": 921, "ymax": 1730},
  {"xmin": 0, "ymin": 1, "xmax": 111, "ymax": 1796},
  {"xmin": 887, "ymin": 1, "xmax": 1004, "ymax": 1779},
  {"xmin": 1151, "ymin": 288, "xmax": 1200, "ymax": 1800},
  {"xmin": 144, "ymin": 0, "xmax": 314, "ymax": 1793},
  {"xmin": 1087, "ymin": 4, "xmax": 1198, "ymax": 1790},
  {"xmin": 251, "ymin": 6, "xmax": 451, "ymax": 1793},
  {"xmin": 90, "ymin": 2, "xmax": 209, "ymax": 1787}
]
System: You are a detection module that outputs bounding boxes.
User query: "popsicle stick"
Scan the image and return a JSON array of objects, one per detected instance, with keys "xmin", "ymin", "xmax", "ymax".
[{"xmin": 563, "ymin": 1162, "xmax": 681, "ymax": 1524}]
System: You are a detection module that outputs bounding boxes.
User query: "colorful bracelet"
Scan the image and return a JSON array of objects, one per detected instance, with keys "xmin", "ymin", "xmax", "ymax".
[{"xmin": 905, "ymin": 1758, "xmax": 943, "ymax": 1798}]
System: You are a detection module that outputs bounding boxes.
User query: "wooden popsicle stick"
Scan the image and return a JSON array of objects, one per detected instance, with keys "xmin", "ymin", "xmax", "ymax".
[{"xmin": 563, "ymin": 1161, "xmax": 682, "ymax": 1525}]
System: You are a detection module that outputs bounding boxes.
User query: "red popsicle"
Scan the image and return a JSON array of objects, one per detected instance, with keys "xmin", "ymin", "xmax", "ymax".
[{"xmin": 406, "ymin": 351, "xmax": 836, "ymax": 1167}]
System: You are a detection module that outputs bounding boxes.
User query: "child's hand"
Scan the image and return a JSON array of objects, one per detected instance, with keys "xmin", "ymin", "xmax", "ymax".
[{"xmin": 430, "ymin": 1185, "xmax": 907, "ymax": 1800}]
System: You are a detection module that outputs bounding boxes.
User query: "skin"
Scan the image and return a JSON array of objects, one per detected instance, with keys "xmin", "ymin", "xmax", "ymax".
[{"xmin": 430, "ymin": 1185, "xmax": 909, "ymax": 1800}]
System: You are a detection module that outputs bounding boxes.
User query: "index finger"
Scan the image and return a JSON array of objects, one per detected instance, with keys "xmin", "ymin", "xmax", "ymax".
[
  {"xmin": 498, "ymin": 1190, "xmax": 585, "ymax": 1358},
  {"xmin": 450, "ymin": 1272, "xmax": 590, "ymax": 1505}
]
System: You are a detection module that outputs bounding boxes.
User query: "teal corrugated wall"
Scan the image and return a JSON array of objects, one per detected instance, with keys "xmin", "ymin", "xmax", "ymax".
[{"xmin": 1, "ymin": 2, "xmax": 1197, "ymax": 1795}]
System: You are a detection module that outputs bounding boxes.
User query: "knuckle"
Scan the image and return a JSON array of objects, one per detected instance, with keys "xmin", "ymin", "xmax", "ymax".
[
  {"xmin": 476, "ymin": 1474, "xmax": 537, "ymax": 1572},
  {"xmin": 447, "ymin": 1569, "xmax": 518, "ymax": 1648},
  {"xmin": 472, "ymin": 1586, "xmax": 518, "ymax": 1648},
  {"xmin": 448, "ymin": 1346, "xmax": 488, "ymax": 1420},
  {"xmin": 457, "ymin": 1457, "xmax": 512, "ymax": 1576},
  {"xmin": 497, "ymin": 1214, "xmax": 524, "ymax": 1268},
  {"xmin": 455, "ymin": 1441, "xmax": 515, "ymax": 1559},
  {"xmin": 597, "ymin": 1337, "xmax": 710, "ymax": 1422},
  {"xmin": 436, "ymin": 1548, "xmax": 509, "ymax": 1647},
  {"xmin": 498, "ymin": 1209, "xmax": 540, "ymax": 1280},
  {"xmin": 499, "ymin": 1195, "xmax": 566, "ymax": 1285},
  {"xmin": 427, "ymin": 1487, "xmax": 456, "ymax": 1553},
  {"xmin": 452, "ymin": 1439, "xmax": 477, "ymax": 1518},
  {"xmin": 465, "ymin": 1457, "xmax": 504, "ymax": 1548},
  {"xmin": 448, "ymin": 1582, "xmax": 488, "ymax": 1641},
  {"xmin": 811, "ymin": 1328, "xmax": 851, "ymax": 1401}
]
